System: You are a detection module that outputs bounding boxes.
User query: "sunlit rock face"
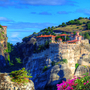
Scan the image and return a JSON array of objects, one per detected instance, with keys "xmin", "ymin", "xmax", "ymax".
[
  {"xmin": 0, "ymin": 26, "xmax": 9, "ymax": 67},
  {"xmin": 0, "ymin": 73, "xmax": 35, "ymax": 90},
  {"xmin": 23, "ymin": 39, "xmax": 90, "ymax": 89}
]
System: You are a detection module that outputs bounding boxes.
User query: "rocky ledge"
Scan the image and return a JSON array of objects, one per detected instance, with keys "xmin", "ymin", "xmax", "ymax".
[{"xmin": 0, "ymin": 73, "xmax": 35, "ymax": 90}]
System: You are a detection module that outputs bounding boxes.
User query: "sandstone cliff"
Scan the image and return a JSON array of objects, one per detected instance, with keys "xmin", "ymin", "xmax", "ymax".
[
  {"xmin": 23, "ymin": 39, "xmax": 90, "ymax": 89},
  {"xmin": 0, "ymin": 73, "xmax": 35, "ymax": 90},
  {"xmin": 0, "ymin": 26, "xmax": 9, "ymax": 67}
]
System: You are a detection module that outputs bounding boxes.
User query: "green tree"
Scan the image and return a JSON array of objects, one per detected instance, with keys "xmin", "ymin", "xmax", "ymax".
[
  {"xmin": 62, "ymin": 22, "xmax": 67, "ymax": 27},
  {"xmin": 86, "ymin": 23, "xmax": 90, "ymax": 30},
  {"xmin": 84, "ymin": 32, "xmax": 90, "ymax": 39},
  {"xmin": 73, "ymin": 31, "xmax": 76, "ymax": 35},
  {"xmin": 33, "ymin": 32, "xmax": 37, "ymax": 35},
  {"xmin": 9, "ymin": 67, "xmax": 32, "ymax": 85},
  {"xmin": 78, "ymin": 17, "xmax": 84, "ymax": 20},
  {"xmin": 55, "ymin": 36, "xmax": 61, "ymax": 41},
  {"xmin": 15, "ymin": 57, "xmax": 22, "ymax": 64},
  {"xmin": 0, "ymin": 25, "xmax": 3, "ymax": 29}
]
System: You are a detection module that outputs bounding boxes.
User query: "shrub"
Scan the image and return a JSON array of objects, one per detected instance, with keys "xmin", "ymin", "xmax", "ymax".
[
  {"xmin": 51, "ymin": 61, "xmax": 55, "ymax": 66},
  {"xmin": 57, "ymin": 72, "xmax": 90, "ymax": 90},
  {"xmin": 9, "ymin": 67, "xmax": 32, "ymax": 85},
  {"xmin": 62, "ymin": 59, "xmax": 68, "ymax": 64},
  {"xmin": 77, "ymin": 27, "xmax": 79, "ymax": 29},
  {"xmin": 75, "ymin": 63, "xmax": 79, "ymax": 69},
  {"xmin": 15, "ymin": 57, "xmax": 22, "ymax": 64},
  {"xmin": 43, "ymin": 66, "xmax": 48, "ymax": 72}
]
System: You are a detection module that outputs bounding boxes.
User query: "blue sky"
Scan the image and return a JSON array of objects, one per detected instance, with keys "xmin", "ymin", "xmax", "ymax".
[{"xmin": 0, "ymin": 0, "xmax": 90, "ymax": 45}]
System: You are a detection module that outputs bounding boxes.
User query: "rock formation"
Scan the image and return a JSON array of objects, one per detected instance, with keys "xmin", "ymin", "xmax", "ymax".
[
  {"xmin": 0, "ymin": 26, "xmax": 9, "ymax": 67},
  {"xmin": 23, "ymin": 39, "xmax": 90, "ymax": 89},
  {"xmin": 0, "ymin": 73, "xmax": 35, "ymax": 90}
]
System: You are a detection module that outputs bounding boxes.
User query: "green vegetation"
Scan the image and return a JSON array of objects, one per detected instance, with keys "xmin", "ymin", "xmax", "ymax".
[
  {"xmin": 0, "ymin": 25, "xmax": 3, "ymax": 29},
  {"xmin": 33, "ymin": 41, "xmax": 49, "ymax": 53},
  {"xmin": 15, "ymin": 57, "xmax": 22, "ymax": 64},
  {"xmin": 51, "ymin": 59, "xmax": 68, "ymax": 66},
  {"xmin": 1, "ymin": 31, "xmax": 4, "ymax": 34},
  {"xmin": 51, "ymin": 61, "xmax": 55, "ymax": 66},
  {"xmin": 86, "ymin": 23, "xmax": 90, "ymax": 30},
  {"xmin": 9, "ymin": 67, "xmax": 32, "ymax": 85},
  {"xmin": 43, "ymin": 66, "xmax": 48, "ymax": 72},
  {"xmin": 62, "ymin": 59, "xmax": 68, "ymax": 63},
  {"xmin": 75, "ymin": 63, "xmax": 79, "ymax": 69},
  {"xmin": 55, "ymin": 34, "xmax": 70, "ymax": 41}
]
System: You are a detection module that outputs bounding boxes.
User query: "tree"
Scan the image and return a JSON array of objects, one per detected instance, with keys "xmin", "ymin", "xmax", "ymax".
[
  {"xmin": 78, "ymin": 17, "xmax": 84, "ymax": 20},
  {"xmin": 0, "ymin": 25, "xmax": 3, "ymax": 29},
  {"xmin": 55, "ymin": 36, "xmax": 61, "ymax": 41},
  {"xmin": 86, "ymin": 23, "xmax": 90, "ymax": 30},
  {"xmin": 51, "ymin": 26, "xmax": 54, "ymax": 29},
  {"xmin": 48, "ymin": 27, "xmax": 51, "ymax": 31},
  {"xmin": 9, "ymin": 67, "xmax": 32, "ymax": 85},
  {"xmin": 84, "ymin": 32, "xmax": 90, "ymax": 39},
  {"xmin": 33, "ymin": 32, "xmax": 37, "ymax": 35},
  {"xmin": 73, "ymin": 31, "xmax": 76, "ymax": 35},
  {"xmin": 62, "ymin": 22, "xmax": 67, "ymax": 27}
]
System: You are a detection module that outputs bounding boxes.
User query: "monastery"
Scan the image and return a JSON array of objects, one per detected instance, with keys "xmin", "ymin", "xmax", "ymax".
[{"xmin": 36, "ymin": 31, "xmax": 84, "ymax": 46}]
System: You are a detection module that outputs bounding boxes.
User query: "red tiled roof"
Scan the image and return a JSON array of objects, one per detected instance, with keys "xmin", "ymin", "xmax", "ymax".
[
  {"xmin": 2, "ymin": 26, "xmax": 7, "ymax": 27},
  {"xmin": 36, "ymin": 35, "xmax": 56, "ymax": 38},
  {"xmin": 76, "ymin": 31, "xmax": 79, "ymax": 33},
  {"xmin": 59, "ymin": 34, "xmax": 68, "ymax": 36},
  {"xmin": 58, "ymin": 38, "xmax": 62, "ymax": 40},
  {"xmin": 67, "ymin": 39, "xmax": 79, "ymax": 42}
]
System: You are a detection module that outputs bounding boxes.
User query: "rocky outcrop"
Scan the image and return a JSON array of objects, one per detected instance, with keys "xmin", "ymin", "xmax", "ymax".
[
  {"xmin": 0, "ymin": 26, "xmax": 8, "ymax": 67},
  {"xmin": 75, "ymin": 54, "xmax": 90, "ymax": 78},
  {"xmin": 24, "ymin": 39, "xmax": 90, "ymax": 89},
  {"xmin": 0, "ymin": 73, "xmax": 35, "ymax": 90},
  {"xmin": 33, "ymin": 64, "xmax": 72, "ymax": 90}
]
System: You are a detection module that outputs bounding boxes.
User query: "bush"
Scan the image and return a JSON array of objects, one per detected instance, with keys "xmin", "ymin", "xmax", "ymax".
[
  {"xmin": 62, "ymin": 59, "xmax": 68, "ymax": 63},
  {"xmin": 9, "ymin": 67, "xmax": 32, "ymax": 85},
  {"xmin": 51, "ymin": 61, "xmax": 55, "ymax": 66},
  {"xmin": 77, "ymin": 27, "xmax": 79, "ymax": 29},
  {"xmin": 15, "ymin": 57, "xmax": 22, "ymax": 64},
  {"xmin": 75, "ymin": 63, "xmax": 79, "ymax": 69},
  {"xmin": 57, "ymin": 72, "xmax": 90, "ymax": 90},
  {"xmin": 43, "ymin": 66, "xmax": 48, "ymax": 72}
]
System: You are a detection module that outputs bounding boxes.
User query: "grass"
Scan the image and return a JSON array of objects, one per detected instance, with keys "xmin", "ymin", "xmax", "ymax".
[{"xmin": 53, "ymin": 18, "xmax": 90, "ymax": 34}]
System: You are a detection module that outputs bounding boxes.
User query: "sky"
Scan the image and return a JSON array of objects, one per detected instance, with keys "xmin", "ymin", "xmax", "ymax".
[{"xmin": 0, "ymin": 0, "xmax": 90, "ymax": 45}]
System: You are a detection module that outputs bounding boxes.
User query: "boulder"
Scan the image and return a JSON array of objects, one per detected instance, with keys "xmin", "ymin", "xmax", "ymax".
[
  {"xmin": 0, "ymin": 73, "xmax": 35, "ymax": 90},
  {"xmin": 75, "ymin": 65, "xmax": 90, "ymax": 78},
  {"xmin": 33, "ymin": 64, "xmax": 72, "ymax": 90}
]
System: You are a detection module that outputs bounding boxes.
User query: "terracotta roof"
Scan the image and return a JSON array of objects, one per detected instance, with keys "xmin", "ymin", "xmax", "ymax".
[
  {"xmin": 2, "ymin": 26, "xmax": 7, "ymax": 27},
  {"xmin": 59, "ymin": 34, "xmax": 68, "ymax": 36},
  {"xmin": 58, "ymin": 38, "xmax": 62, "ymax": 40},
  {"xmin": 67, "ymin": 39, "xmax": 79, "ymax": 42},
  {"xmin": 36, "ymin": 35, "xmax": 56, "ymax": 38},
  {"xmin": 76, "ymin": 31, "xmax": 79, "ymax": 33}
]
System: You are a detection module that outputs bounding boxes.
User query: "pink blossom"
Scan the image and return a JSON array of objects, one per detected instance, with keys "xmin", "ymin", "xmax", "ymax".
[
  {"xmin": 86, "ymin": 81, "xmax": 89, "ymax": 83},
  {"xmin": 84, "ymin": 75, "xmax": 86, "ymax": 77},
  {"xmin": 84, "ymin": 82, "xmax": 86, "ymax": 85}
]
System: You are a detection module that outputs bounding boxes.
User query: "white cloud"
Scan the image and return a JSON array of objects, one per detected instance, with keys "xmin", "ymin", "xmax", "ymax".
[{"xmin": 10, "ymin": 32, "xmax": 19, "ymax": 37}]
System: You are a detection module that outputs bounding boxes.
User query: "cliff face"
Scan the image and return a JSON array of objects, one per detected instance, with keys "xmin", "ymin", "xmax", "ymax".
[
  {"xmin": 0, "ymin": 26, "xmax": 8, "ymax": 67},
  {"xmin": 23, "ymin": 39, "xmax": 90, "ymax": 89}
]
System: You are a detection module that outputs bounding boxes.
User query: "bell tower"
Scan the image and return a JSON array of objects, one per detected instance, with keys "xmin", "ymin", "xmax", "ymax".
[{"xmin": 2, "ymin": 26, "xmax": 7, "ymax": 35}]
